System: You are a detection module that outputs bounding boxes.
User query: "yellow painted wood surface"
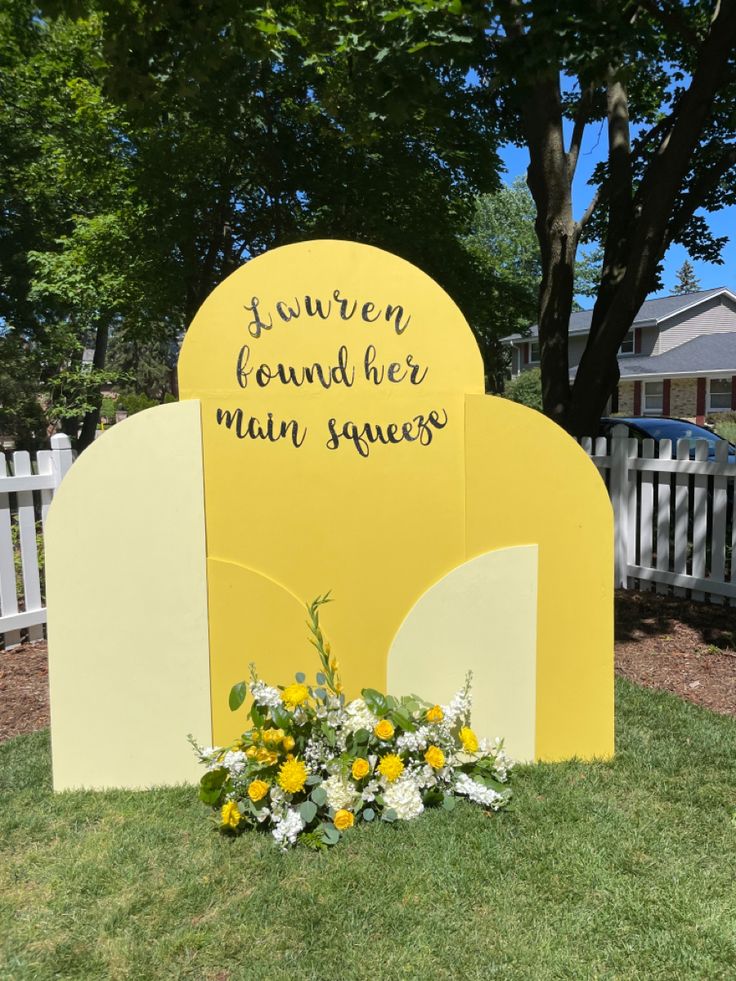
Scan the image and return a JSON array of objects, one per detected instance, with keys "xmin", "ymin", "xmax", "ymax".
[
  {"xmin": 387, "ymin": 546, "xmax": 538, "ymax": 762},
  {"xmin": 45, "ymin": 401, "xmax": 212, "ymax": 790},
  {"xmin": 465, "ymin": 395, "xmax": 614, "ymax": 761},
  {"xmin": 179, "ymin": 240, "xmax": 484, "ymax": 746}
]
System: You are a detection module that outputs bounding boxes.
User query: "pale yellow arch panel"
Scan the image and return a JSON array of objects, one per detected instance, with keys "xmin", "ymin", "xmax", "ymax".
[
  {"xmin": 45, "ymin": 401, "xmax": 212, "ymax": 790},
  {"xmin": 387, "ymin": 546, "xmax": 538, "ymax": 762}
]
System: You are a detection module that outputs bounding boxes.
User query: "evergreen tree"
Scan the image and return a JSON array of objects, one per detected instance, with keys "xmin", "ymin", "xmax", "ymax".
[{"xmin": 673, "ymin": 260, "xmax": 701, "ymax": 294}]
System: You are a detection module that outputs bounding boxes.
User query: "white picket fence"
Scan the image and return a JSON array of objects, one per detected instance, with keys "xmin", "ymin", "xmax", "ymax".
[
  {"xmin": 1, "ymin": 426, "xmax": 734, "ymax": 647},
  {"xmin": 0, "ymin": 434, "xmax": 74, "ymax": 646},
  {"xmin": 580, "ymin": 425, "xmax": 736, "ymax": 603}
]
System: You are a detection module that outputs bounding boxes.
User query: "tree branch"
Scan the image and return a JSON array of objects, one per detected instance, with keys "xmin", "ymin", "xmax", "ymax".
[
  {"xmin": 635, "ymin": 0, "xmax": 700, "ymax": 46},
  {"xmin": 567, "ymin": 81, "xmax": 595, "ymax": 178},
  {"xmin": 663, "ymin": 143, "xmax": 736, "ymax": 249}
]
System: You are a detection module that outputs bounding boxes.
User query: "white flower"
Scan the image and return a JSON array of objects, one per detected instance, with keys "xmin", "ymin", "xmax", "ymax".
[
  {"xmin": 343, "ymin": 698, "xmax": 378, "ymax": 734},
  {"xmin": 323, "ymin": 773, "xmax": 357, "ymax": 811},
  {"xmin": 454, "ymin": 773, "xmax": 505, "ymax": 809},
  {"xmin": 441, "ymin": 686, "xmax": 472, "ymax": 727},
  {"xmin": 382, "ymin": 776, "xmax": 424, "ymax": 821},
  {"xmin": 250, "ymin": 681, "xmax": 282, "ymax": 709},
  {"xmin": 361, "ymin": 780, "xmax": 380, "ymax": 803},
  {"xmin": 221, "ymin": 750, "xmax": 247, "ymax": 775},
  {"xmin": 271, "ymin": 808, "xmax": 304, "ymax": 847},
  {"xmin": 396, "ymin": 727, "xmax": 429, "ymax": 753}
]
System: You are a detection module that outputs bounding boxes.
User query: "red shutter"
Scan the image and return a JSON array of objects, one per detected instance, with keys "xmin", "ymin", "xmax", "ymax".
[
  {"xmin": 611, "ymin": 385, "xmax": 619, "ymax": 413},
  {"xmin": 696, "ymin": 377, "xmax": 706, "ymax": 422},
  {"xmin": 662, "ymin": 379, "xmax": 671, "ymax": 416},
  {"xmin": 634, "ymin": 328, "xmax": 642, "ymax": 354},
  {"xmin": 731, "ymin": 376, "xmax": 736, "ymax": 410},
  {"xmin": 522, "ymin": 344, "xmax": 529, "ymax": 365},
  {"xmin": 634, "ymin": 380, "xmax": 642, "ymax": 415}
]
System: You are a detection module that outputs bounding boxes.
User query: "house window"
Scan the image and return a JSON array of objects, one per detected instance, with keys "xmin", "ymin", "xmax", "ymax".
[
  {"xmin": 643, "ymin": 381, "xmax": 663, "ymax": 416},
  {"xmin": 529, "ymin": 340, "xmax": 540, "ymax": 363},
  {"xmin": 619, "ymin": 330, "xmax": 635, "ymax": 355},
  {"xmin": 708, "ymin": 377, "xmax": 731, "ymax": 412}
]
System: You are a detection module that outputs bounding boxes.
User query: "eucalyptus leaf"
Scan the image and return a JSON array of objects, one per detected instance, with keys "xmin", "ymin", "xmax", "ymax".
[
  {"xmin": 295, "ymin": 671, "xmax": 306, "ymax": 683},
  {"xmin": 299, "ymin": 800, "xmax": 318, "ymax": 824},
  {"xmin": 362, "ymin": 808, "xmax": 375, "ymax": 822},
  {"xmin": 381, "ymin": 808, "xmax": 398, "ymax": 823},
  {"xmin": 311, "ymin": 786, "xmax": 328, "ymax": 807}
]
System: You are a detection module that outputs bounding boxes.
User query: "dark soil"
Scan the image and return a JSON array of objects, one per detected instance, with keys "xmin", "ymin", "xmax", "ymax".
[{"xmin": 1, "ymin": 591, "xmax": 734, "ymax": 742}]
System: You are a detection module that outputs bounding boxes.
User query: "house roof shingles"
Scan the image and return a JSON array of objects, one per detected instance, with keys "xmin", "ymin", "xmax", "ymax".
[
  {"xmin": 615, "ymin": 332, "xmax": 736, "ymax": 379},
  {"xmin": 504, "ymin": 287, "xmax": 732, "ymax": 341}
]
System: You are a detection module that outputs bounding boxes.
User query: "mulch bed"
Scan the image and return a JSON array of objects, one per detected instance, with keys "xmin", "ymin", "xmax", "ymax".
[{"xmin": 1, "ymin": 591, "xmax": 734, "ymax": 743}]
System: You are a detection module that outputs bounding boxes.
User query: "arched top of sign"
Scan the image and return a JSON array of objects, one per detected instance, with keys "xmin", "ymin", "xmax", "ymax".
[{"xmin": 178, "ymin": 240, "xmax": 485, "ymax": 400}]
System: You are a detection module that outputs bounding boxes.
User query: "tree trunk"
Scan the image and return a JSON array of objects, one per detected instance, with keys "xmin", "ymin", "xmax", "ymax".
[{"xmin": 77, "ymin": 321, "xmax": 109, "ymax": 453}]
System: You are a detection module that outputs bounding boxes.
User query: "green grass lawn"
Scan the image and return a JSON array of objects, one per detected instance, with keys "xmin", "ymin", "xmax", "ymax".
[{"xmin": 1, "ymin": 679, "xmax": 735, "ymax": 981}]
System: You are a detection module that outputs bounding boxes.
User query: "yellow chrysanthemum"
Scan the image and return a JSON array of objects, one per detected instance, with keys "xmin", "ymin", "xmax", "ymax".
[
  {"xmin": 334, "ymin": 809, "xmax": 354, "ymax": 831},
  {"xmin": 377, "ymin": 753, "xmax": 404, "ymax": 783},
  {"xmin": 220, "ymin": 800, "xmax": 241, "ymax": 829},
  {"xmin": 282, "ymin": 683, "xmax": 310, "ymax": 710},
  {"xmin": 351, "ymin": 757, "xmax": 371, "ymax": 781},
  {"xmin": 247, "ymin": 779, "xmax": 269, "ymax": 803},
  {"xmin": 282, "ymin": 735, "xmax": 295, "ymax": 752},
  {"xmin": 277, "ymin": 756, "xmax": 308, "ymax": 794},
  {"xmin": 425, "ymin": 704, "xmax": 444, "ymax": 723},
  {"xmin": 374, "ymin": 719, "xmax": 395, "ymax": 741},
  {"xmin": 459, "ymin": 726, "xmax": 479, "ymax": 753},
  {"xmin": 424, "ymin": 745, "xmax": 445, "ymax": 770}
]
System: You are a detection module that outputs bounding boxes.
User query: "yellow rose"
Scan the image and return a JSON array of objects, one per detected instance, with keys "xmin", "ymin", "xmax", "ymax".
[
  {"xmin": 247, "ymin": 779, "xmax": 269, "ymax": 803},
  {"xmin": 424, "ymin": 745, "xmax": 445, "ymax": 770},
  {"xmin": 282, "ymin": 683, "xmax": 310, "ymax": 710},
  {"xmin": 334, "ymin": 809, "xmax": 354, "ymax": 831},
  {"xmin": 277, "ymin": 757, "xmax": 308, "ymax": 794},
  {"xmin": 245, "ymin": 746, "xmax": 258, "ymax": 759},
  {"xmin": 459, "ymin": 726, "xmax": 479, "ymax": 753},
  {"xmin": 377, "ymin": 753, "xmax": 404, "ymax": 783},
  {"xmin": 282, "ymin": 735, "xmax": 295, "ymax": 752},
  {"xmin": 351, "ymin": 758, "xmax": 371, "ymax": 781},
  {"xmin": 220, "ymin": 800, "xmax": 241, "ymax": 829},
  {"xmin": 425, "ymin": 704, "xmax": 444, "ymax": 723},
  {"xmin": 374, "ymin": 719, "xmax": 395, "ymax": 741},
  {"xmin": 263, "ymin": 728, "xmax": 283, "ymax": 745},
  {"xmin": 251, "ymin": 730, "xmax": 261, "ymax": 743},
  {"xmin": 257, "ymin": 748, "xmax": 279, "ymax": 766}
]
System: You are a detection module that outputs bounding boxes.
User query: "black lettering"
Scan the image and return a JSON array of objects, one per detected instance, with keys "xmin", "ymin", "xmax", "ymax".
[
  {"xmin": 276, "ymin": 298, "xmax": 301, "ymax": 322},
  {"xmin": 236, "ymin": 345, "xmax": 252, "ymax": 388},
  {"xmin": 304, "ymin": 295, "xmax": 332, "ymax": 319},
  {"xmin": 333, "ymin": 290, "xmax": 357, "ymax": 320},
  {"xmin": 385, "ymin": 303, "xmax": 411, "ymax": 335},
  {"xmin": 361, "ymin": 301, "xmax": 380, "ymax": 323},
  {"xmin": 243, "ymin": 296, "xmax": 273, "ymax": 338}
]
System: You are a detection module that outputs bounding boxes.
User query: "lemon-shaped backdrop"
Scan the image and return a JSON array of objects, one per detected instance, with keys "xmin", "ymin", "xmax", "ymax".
[{"xmin": 46, "ymin": 241, "xmax": 613, "ymax": 790}]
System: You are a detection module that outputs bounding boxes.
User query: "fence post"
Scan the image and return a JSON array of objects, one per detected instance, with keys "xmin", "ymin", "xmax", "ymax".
[
  {"xmin": 50, "ymin": 434, "xmax": 74, "ymax": 489},
  {"xmin": 610, "ymin": 425, "xmax": 630, "ymax": 588}
]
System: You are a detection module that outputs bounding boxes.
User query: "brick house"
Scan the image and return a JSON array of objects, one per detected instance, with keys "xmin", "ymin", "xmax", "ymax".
[{"xmin": 505, "ymin": 287, "xmax": 736, "ymax": 423}]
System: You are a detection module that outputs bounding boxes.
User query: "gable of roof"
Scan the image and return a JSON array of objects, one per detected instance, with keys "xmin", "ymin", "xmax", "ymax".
[{"xmin": 504, "ymin": 287, "xmax": 736, "ymax": 342}]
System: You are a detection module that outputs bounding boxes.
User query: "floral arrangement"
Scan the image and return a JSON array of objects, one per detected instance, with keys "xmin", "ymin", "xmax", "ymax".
[{"xmin": 192, "ymin": 595, "xmax": 513, "ymax": 849}]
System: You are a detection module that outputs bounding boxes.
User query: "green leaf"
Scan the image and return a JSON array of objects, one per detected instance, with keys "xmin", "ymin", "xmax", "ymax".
[
  {"xmin": 442, "ymin": 795, "xmax": 456, "ymax": 811},
  {"xmin": 249, "ymin": 704, "xmax": 264, "ymax": 728},
  {"xmin": 311, "ymin": 786, "xmax": 328, "ymax": 807},
  {"xmin": 229, "ymin": 681, "xmax": 247, "ymax": 712},
  {"xmin": 319, "ymin": 823, "xmax": 340, "ymax": 846},
  {"xmin": 199, "ymin": 767, "xmax": 227, "ymax": 805},
  {"xmin": 354, "ymin": 728, "xmax": 370, "ymax": 745},
  {"xmin": 362, "ymin": 688, "xmax": 388, "ymax": 715},
  {"xmin": 271, "ymin": 705, "xmax": 291, "ymax": 729},
  {"xmin": 299, "ymin": 800, "xmax": 318, "ymax": 824}
]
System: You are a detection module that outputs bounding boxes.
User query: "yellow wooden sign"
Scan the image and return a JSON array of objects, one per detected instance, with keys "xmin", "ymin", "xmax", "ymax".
[{"xmin": 46, "ymin": 240, "xmax": 613, "ymax": 790}]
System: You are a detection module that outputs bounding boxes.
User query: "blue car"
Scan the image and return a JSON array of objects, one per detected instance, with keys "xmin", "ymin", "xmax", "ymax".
[{"xmin": 598, "ymin": 416, "xmax": 736, "ymax": 463}]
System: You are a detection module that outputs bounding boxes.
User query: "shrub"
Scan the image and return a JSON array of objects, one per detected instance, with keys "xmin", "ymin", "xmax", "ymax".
[
  {"xmin": 707, "ymin": 412, "xmax": 736, "ymax": 443},
  {"xmin": 502, "ymin": 367, "xmax": 542, "ymax": 412}
]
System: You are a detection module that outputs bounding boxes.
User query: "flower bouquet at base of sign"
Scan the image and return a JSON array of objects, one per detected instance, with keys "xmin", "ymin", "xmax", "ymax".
[{"xmin": 191, "ymin": 594, "xmax": 513, "ymax": 849}]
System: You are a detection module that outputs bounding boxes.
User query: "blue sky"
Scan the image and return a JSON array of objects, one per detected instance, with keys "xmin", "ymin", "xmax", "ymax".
[{"xmin": 499, "ymin": 133, "xmax": 736, "ymax": 302}]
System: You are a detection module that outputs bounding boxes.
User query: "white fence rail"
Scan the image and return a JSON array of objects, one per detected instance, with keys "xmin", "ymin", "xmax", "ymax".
[
  {"xmin": 580, "ymin": 425, "xmax": 736, "ymax": 603},
  {"xmin": 0, "ymin": 435, "xmax": 74, "ymax": 646}
]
